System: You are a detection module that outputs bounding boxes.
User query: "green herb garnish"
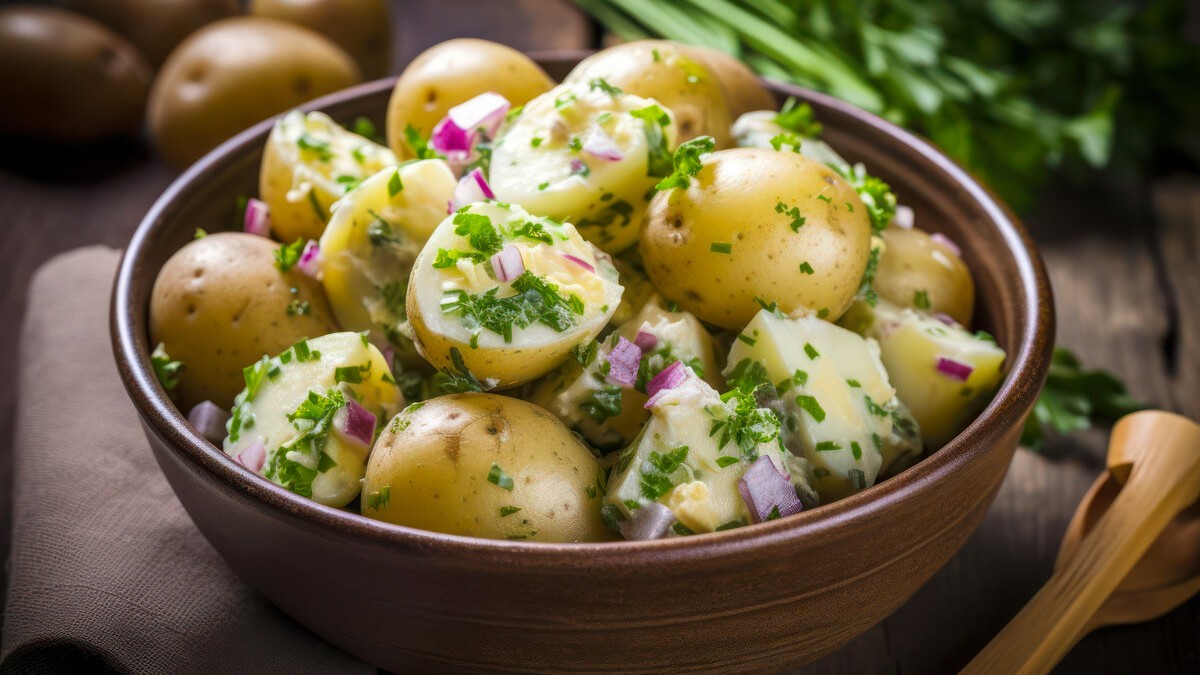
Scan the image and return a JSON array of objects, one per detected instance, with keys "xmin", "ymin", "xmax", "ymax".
[
  {"xmin": 655, "ymin": 135, "xmax": 715, "ymax": 191},
  {"xmin": 150, "ymin": 343, "xmax": 184, "ymax": 391},
  {"xmin": 488, "ymin": 463, "xmax": 515, "ymax": 491},
  {"xmin": 274, "ymin": 238, "xmax": 305, "ymax": 272}
]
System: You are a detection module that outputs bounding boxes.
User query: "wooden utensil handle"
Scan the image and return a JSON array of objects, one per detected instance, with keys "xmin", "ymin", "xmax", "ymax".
[{"xmin": 961, "ymin": 411, "xmax": 1200, "ymax": 675}]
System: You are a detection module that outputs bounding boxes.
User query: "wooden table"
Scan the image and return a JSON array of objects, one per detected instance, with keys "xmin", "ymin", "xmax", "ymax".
[{"xmin": 1, "ymin": 2, "xmax": 1195, "ymax": 672}]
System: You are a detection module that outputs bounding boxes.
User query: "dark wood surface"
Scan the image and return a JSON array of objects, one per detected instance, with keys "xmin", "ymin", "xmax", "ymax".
[{"xmin": 0, "ymin": 2, "xmax": 1195, "ymax": 672}]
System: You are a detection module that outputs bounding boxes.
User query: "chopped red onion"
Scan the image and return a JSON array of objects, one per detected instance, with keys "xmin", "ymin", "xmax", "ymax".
[
  {"xmin": 188, "ymin": 400, "xmax": 230, "ymax": 445},
  {"xmin": 737, "ymin": 455, "xmax": 803, "ymax": 524},
  {"xmin": 892, "ymin": 204, "xmax": 914, "ymax": 229},
  {"xmin": 243, "ymin": 198, "xmax": 271, "ymax": 237},
  {"xmin": 561, "ymin": 253, "xmax": 595, "ymax": 273},
  {"xmin": 932, "ymin": 312, "xmax": 959, "ymax": 327},
  {"xmin": 569, "ymin": 158, "xmax": 588, "ymax": 176},
  {"xmin": 930, "ymin": 232, "xmax": 962, "ymax": 257},
  {"xmin": 447, "ymin": 92, "xmax": 511, "ymax": 139},
  {"xmin": 430, "ymin": 117, "xmax": 477, "ymax": 155},
  {"xmin": 620, "ymin": 502, "xmax": 675, "ymax": 540},
  {"xmin": 447, "ymin": 168, "xmax": 494, "ymax": 212},
  {"xmin": 335, "ymin": 397, "xmax": 378, "ymax": 448},
  {"xmin": 381, "ymin": 344, "xmax": 396, "ymax": 369},
  {"xmin": 490, "ymin": 244, "xmax": 524, "ymax": 283},
  {"xmin": 582, "ymin": 128, "xmax": 623, "ymax": 161},
  {"xmin": 605, "ymin": 337, "xmax": 642, "ymax": 388},
  {"xmin": 237, "ymin": 439, "xmax": 266, "ymax": 473},
  {"xmin": 644, "ymin": 361, "xmax": 692, "ymax": 409},
  {"xmin": 296, "ymin": 240, "xmax": 321, "ymax": 277},
  {"xmin": 936, "ymin": 357, "xmax": 974, "ymax": 381},
  {"xmin": 633, "ymin": 330, "xmax": 658, "ymax": 353}
]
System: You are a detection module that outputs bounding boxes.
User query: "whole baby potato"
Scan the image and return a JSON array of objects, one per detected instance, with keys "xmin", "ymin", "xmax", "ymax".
[
  {"xmin": 362, "ymin": 393, "xmax": 610, "ymax": 543},
  {"xmin": 679, "ymin": 44, "xmax": 775, "ymax": 120},
  {"xmin": 564, "ymin": 40, "xmax": 732, "ymax": 147},
  {"xmin": 147, "ymin": 17, "xmax": 361, "ymax": 169},
  {"xmin": 640, "ymin": 148, "xmax": 872, "ymax": 330},
  {"xmin": 64, "ymin": 0, "xmax": 239, "ymax": 67},
  {"xmin": 149, "ymin": 232, "xmax": 339, "ymax": 408},
  {"xmin": 250, "ymin": 0, "xmax": 392, "ymax": 79},
  {"xmin": 874, "ymin": 226, "xmax": 975, "ymax": 325},
  {"xmin": 385, "ymin": 38, "xmax": 554, "ymax": 159},
  {"xmin": 0, "ymin": 6, "xmax": 150, "ymax": 142}
]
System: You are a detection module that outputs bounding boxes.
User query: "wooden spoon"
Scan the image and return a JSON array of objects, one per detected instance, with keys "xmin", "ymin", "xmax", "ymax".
[{"xmin": 961, "ymin": 410, "xmax": 1200, "ymax": 675}]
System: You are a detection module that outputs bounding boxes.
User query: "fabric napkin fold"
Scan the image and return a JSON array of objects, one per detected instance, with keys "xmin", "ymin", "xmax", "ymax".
[{"xmin": 0, "ymin": 247, "xmax": 372, "ymax": 675}]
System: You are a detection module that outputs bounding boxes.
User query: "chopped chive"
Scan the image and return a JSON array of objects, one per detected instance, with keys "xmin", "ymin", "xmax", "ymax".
[
  {"xmin": 799, "ymin": 261, "xmax": 814, "ymax": 274},
  {"xmin": 804, "ymin": 343, "xmax": 820, "ymax": 359},
  {"xmin": 710, "ymin": 242, "xmax": 732, "ymax": 254},
  {"xmin": 851, "ymin": 441, "xmax": 862, "ymax": 460},
  {"xmin": 487, "ymin": 463, "xmax": 514, "ymax": 491},
  {"xmin": 815, "ymin": 441, "xmax": 841, "ymax": 452},
  {"xmin": 795, "ymin": 395, "xmax": 826, "ymax": 422},
  {"xmin": 388, "ymin": 170, "xmax": 403, "ymax": 197}
]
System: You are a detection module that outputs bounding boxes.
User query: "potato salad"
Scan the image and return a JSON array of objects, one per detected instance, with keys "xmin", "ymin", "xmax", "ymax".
[{"xmin": 149, "ymin": 39, "xmax": 1007, "ymax": 543}]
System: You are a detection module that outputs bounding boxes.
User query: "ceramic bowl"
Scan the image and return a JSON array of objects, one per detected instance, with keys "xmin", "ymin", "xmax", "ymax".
[{"xmin": 112, "ymin": 53, "xmax": 1054, "ymax": 673}]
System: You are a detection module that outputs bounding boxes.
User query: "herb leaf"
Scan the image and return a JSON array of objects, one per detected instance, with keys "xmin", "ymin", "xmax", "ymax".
[
  {"xmin": 1021, "ymin": 347, "xmax": 1148, "ymax": 451},
  {"xmin": 655, "ymin": 136, "xmax": 715, "ymax": 191}
]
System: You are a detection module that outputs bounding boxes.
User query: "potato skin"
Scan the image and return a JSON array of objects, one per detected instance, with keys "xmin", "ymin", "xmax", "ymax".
[
  {"xmin": 679, "ymin": 44, "xmax": 775, "ymax": 120},
  {"xmin": 385, "ymin": 38, "xmax": 554, "ymax": 159},
  {"xmin": 64, "ymin": 0, "xmax": 239, "ymax": 67},
  {"xmin": 564, "ymin": 40, "xmax": 732, "ymax": 148},
  {"xmin": 149, "ymin": 232, "xmax": 339, "ymax": 408},
  {"xmin": 0, "ymin": 7, "xmax": 150, "ymax": 142},
  {"xmin": 250, "ymin": 0, "xmax": 392, "ymax": 79},
  {"xmin": 147, "ymin": 17, "xmax": 361, "ymax": 169},
  {"xmin": 640, "ymin": 148, "xmax": 872, "ymax": 330},
  {"xmin": 362, "ymin": 394, "xmax": 611, "ymax": 543},
  {"xmin": 874, "ymin": 226, "xmax": 975, "ymax": 325}
]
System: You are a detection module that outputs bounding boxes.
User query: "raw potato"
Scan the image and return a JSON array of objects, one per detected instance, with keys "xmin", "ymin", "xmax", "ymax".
[
  {"xmin": 250, "ymin": 0, "xmax": 391, "ymax": 79},
  {"xmin": 64, "ymin": 0, "xmax": 238, "ymax": 67},
  {"xmin": 259, "ymin": 109, "xmax": 398, "ymax": 243},
  {"xmin": 223, "ymin": 332, "xmax": 403, "ymax": 507},
  {"xmin": 362, "ymin": 393, "xmax": 610, "ymax": 543},
  {"xmin": 149, "ymin": 232, "xmax": 339, "ymax": 408},
  {"xmin": 0, "ymin": 6, "xmax": 150, "ymax": 142},
  {"xmin": 320, "ymin": 159, "xmax": 457, "ymax": 366},
  {"xmin": 679, "ymin": 45, "xmax": 775, "ymax": 120},
  {"xmin": 148, "ymin": 17, "xmax": 361, "ymax": 169},
  {"xmin": 641, "ymin": 148, "xmax": 872, "ymax": 330},
  {"xmin": 489, "ymin": 81, "xmax": 679, "ymax": 253},
  {"xmin": 874, "ymin": 227, "xmax": 975, "ymax": 325},
  {"xmin": 407, "ymin": 202, "xmax": 623, "ymax": 389},
  {"xmin": 564, "ymin": 40, "xmax": 732, "ymax": 148},
  {"xmin": 385, "ymin": 39, "xmax": 554, "ymax": 159}
]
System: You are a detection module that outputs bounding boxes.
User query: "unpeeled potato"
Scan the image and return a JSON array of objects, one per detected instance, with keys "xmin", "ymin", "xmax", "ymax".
[
  {"xmin": 0, "ymin": 6, "xmax": 150, "ymax": 142},
  {"xmin": 147, "ymin": 17, "xmax": 361, "ymax": 169},
  {"xmin": 149, "ymin": 232, "xmax": 339, "ymax": 408},
  {"xmin": 679, "ymin": 44, "xmax": 775, "ymax": 120},
  {"xmin": 385, "ymin": 38, "xmax": 554, "ymax": 159},
  {"xmin": 64, "ymin": 0, "xmax": 239, "ymax": 68},
  {"xmin": 874, "ymin": 226, "xmax": 976, "ymax": 325},
  {"xmin": 250, "ymin": 0, "xmax": 392, "ymax": 79}
]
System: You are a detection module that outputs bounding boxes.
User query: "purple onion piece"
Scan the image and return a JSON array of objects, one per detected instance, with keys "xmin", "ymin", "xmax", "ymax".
[
  {"xmin": 930, "ymin": 232, "xmax": 962, "ymax": 257},
  {"xmin": 569, "ymin": 158, "xmax": 588, "ymax": 176},
  {"xmin": 237, "ymin": 439, "xmax": 266, "ymax": 473},
  {"xmin": 490, "ymin": 244, "xmax": 524, "ymax": 283},
  {"xmin": 582, "ymin": 128, "xmax": 624, "ymax": 161},
  {"xmin": 633, "ymin": 330, "xmax": 658, "ymax": 353},
  {"xmin": 645, "ymin": 360, "xmax": 686, "ymax": 399},
  {"xmin": 187, "ymin": 400, "xmax": 229, "ymax": 444},
  {"xmin": 562, "ymin": 253, "xmax": 595, "ymax": 273},
  {"xmin": 447, "ymin": 92, "xmax": 511, "ymax": 139},
  {"xmin": 620, "ymin": 502, "xmax": 675, "ymax": 540},
  {"xmin": 337, "ymin": 397, "xmax": 378, "ymax": 447},
  {"xmin": 605, "ymin": 337, "xmax": 642, "ymax": 388},
  {"xmin": 430, "ymin": 117, "xmax": 477, "ymax": 154},
  {"xmin": 936, "ymin": 357, "xmax": 974, "ymax": 381},
  {"xmin": 243, "ymin": 198, "xmax": 271, "ymax": 237},
  {"xmin": 932, "ymin": 312, "xmax": 959, "ymax": 327},
  {"xmin": 296, "ymin": 240, "xmax": 321, "ymax": 277},
  {"xmin": 448, "ymin": 168, "xmax": 494, "ymax": 213},
  {"xmin": 737, "ymin": 455, "xmax": 803, "ymax": 524}
]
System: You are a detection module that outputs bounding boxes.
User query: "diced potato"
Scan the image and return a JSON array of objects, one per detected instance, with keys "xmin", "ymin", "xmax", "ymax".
[
  {"xmin": 604, "ymin": 368, "xmax": 818, "ymax": 534},
  {"xmin": 725, "ymin": 310, "xmax": 922, "ymax": 500},
  {"xmin": 840, "ymin": 300, "xmax": 1006, "ymax": 448}
]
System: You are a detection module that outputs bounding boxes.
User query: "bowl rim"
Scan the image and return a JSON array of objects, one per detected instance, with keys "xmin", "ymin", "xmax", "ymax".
[{"xmin": 111, "ymin": 54, "xmax": 1054, "ymax": 565}]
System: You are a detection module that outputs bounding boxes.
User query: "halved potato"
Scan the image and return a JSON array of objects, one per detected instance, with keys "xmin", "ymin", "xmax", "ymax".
[
  {"xmin": 260, "ymin": 109, "xmax": 398, "ymax": 243},
  {"xmin": 319, "ymin": 159, "xmax": 456, "ymax": 367},
  {"xmin": 407, "ymin": 201, "xmax": 623, "ymax": 388},
  {"xmin": 489, "ymin": 81, "xmax": 679, "ymax": 253}
]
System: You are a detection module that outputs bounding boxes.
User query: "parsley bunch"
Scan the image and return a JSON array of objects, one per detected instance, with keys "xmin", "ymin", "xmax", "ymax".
[{"xmin": 1021, "ymin": 347, "xmax": 1148, "ymax": 451}]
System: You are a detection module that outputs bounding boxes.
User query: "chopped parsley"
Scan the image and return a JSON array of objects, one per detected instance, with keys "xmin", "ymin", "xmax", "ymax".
[
  {"xmin": 589, "ymin": 78, "xmax": 623, "ymax": 96},
  {"xmin": 350, "ymin": 117, "xmax": 380, "ymax": 143},
  {"xmin": 863, "ymin": 395, "xmax": 890, "ymax": 417},
  {"xmin": 857, "ymin": 241, "xmax": 883, "ymax": 306},
  {"xmin": 290, "ymin": 339, "xmax": 321, "ymax": 363},
  {"xmin": 769, "ymin": 132, "xmax": 806, "ymax": 152},
  {"xmin": 487, "ymin": 463, "xmax": 515, "ymax": 491},
  {"xmin": 530, "ymin": 137, "xmax": 544, "ymax": 148},
  {"xmin": 286, "ymin": 299, "xmax": 311, "ymax": 316},
  {"xmin": 387, "ymin": 170, "xmax": 403, "ymax": 197},
  {"xmin": 630, "ymin": 104, "xmax": 672, "ymax": 177},
  {"xmin": 274, "ymin": 238, "xmax": 305, "ymax": 272},
  {"xmin": 775, "ymin": 200, "xmax": 807, "ymax": 232},
  {"xmin": 913, "ymin": 289, "xmax": 932, "ymax": 310},
  {"xmin": 193, "ymin": 228, "xmax": 207, "ymax": 239},
  {"xmin": 554, "ymin": 92, "xmax": 578, "ymax": 109},
  {"xmin": 365, "ymin": 485, "xmax": 391, "ymax": 510},
  {"xmin": 581, "ymin": 384, "xmax": 623, "ymax": 423},
  {"xmin": 832, "ymin": 162, "xmax": 896, "ymax": 234},
  {"xmin": 725, "ymin": 358, "xmax": 772, "ymax": 395},
  {"xmin": 333, "ymin": 362, "xmax": 371, "ymax": 384},
  {"xmin": 639, "ymin": 445, "xmax": 690, "ymax": 501},
  {"xmin": 499, "ymin": 506, "xmax": 522, "ymax": 517},
  {"xmin": 799, "ymin": 261, "xmax": 815, "ymax": 275},
  {"xmin": 508, "ymin": 220, "xmax": 554, "ymax": 245},
  {"xmin": 710, "ymin": 388, "xmax": 781, "ymax": 460},
  {"xmin": 452, "ymin": 212, "xmax": 503, "ymax": 255},
  {"xmin": 432, "ymin": 248, "xmax": 487, "ymax": 269},
  {"xmin": 379, "ymin": 281, "xmax": 405, "ymax": 317},
  {"xmin": 441, "ymin": 272, "xmax": 583, "ymax": 343},
  {"xmin": 296, "ymin": 133, "xmax": 332, "ymax": 161},
  {"xmin": 263, "ymin": 387, "xmax": 346, "ymax": 497},
  {"xmin": 150, "ymin": 343, "xmax": 183, "ymax": 390},
  {"xmin": 775, "ymin": 98, "xmax": 823, "ymax": 138},
  {"xmin": 655, "ymin": 136, "xmax": 715, "ymax": 191},
  {"xmin": 715, "ymin": 456, "xmax": 741, "ymax": 468},
  {"xmin": 367, "ymin": 211, "xmax": 400, "ymax": 246},
  {"xmin": 571, "ymin": 341, "xmax": 600, "ymax": 368},
  {"xmin": 710, "ymin": 242, "xmax": 732, "ymax": 254},
  {"xmin": 404, "ymin": 124, "xmax": 444, "ymax": 160},
  {"xmin": 431, "ymin": 347, "xmax": 485, "ymax": 394}
]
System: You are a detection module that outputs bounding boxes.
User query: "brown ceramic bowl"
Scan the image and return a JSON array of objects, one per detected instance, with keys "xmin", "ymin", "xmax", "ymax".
[{"xmin": 112, "ymin": 53, "xmax": 1053, "ymax": 673}]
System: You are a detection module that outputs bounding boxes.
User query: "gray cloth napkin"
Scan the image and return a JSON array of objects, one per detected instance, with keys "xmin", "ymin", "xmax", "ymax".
[{"xmin": 1, "ymin": 247, "xmax": 373, "ymax": 675}]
